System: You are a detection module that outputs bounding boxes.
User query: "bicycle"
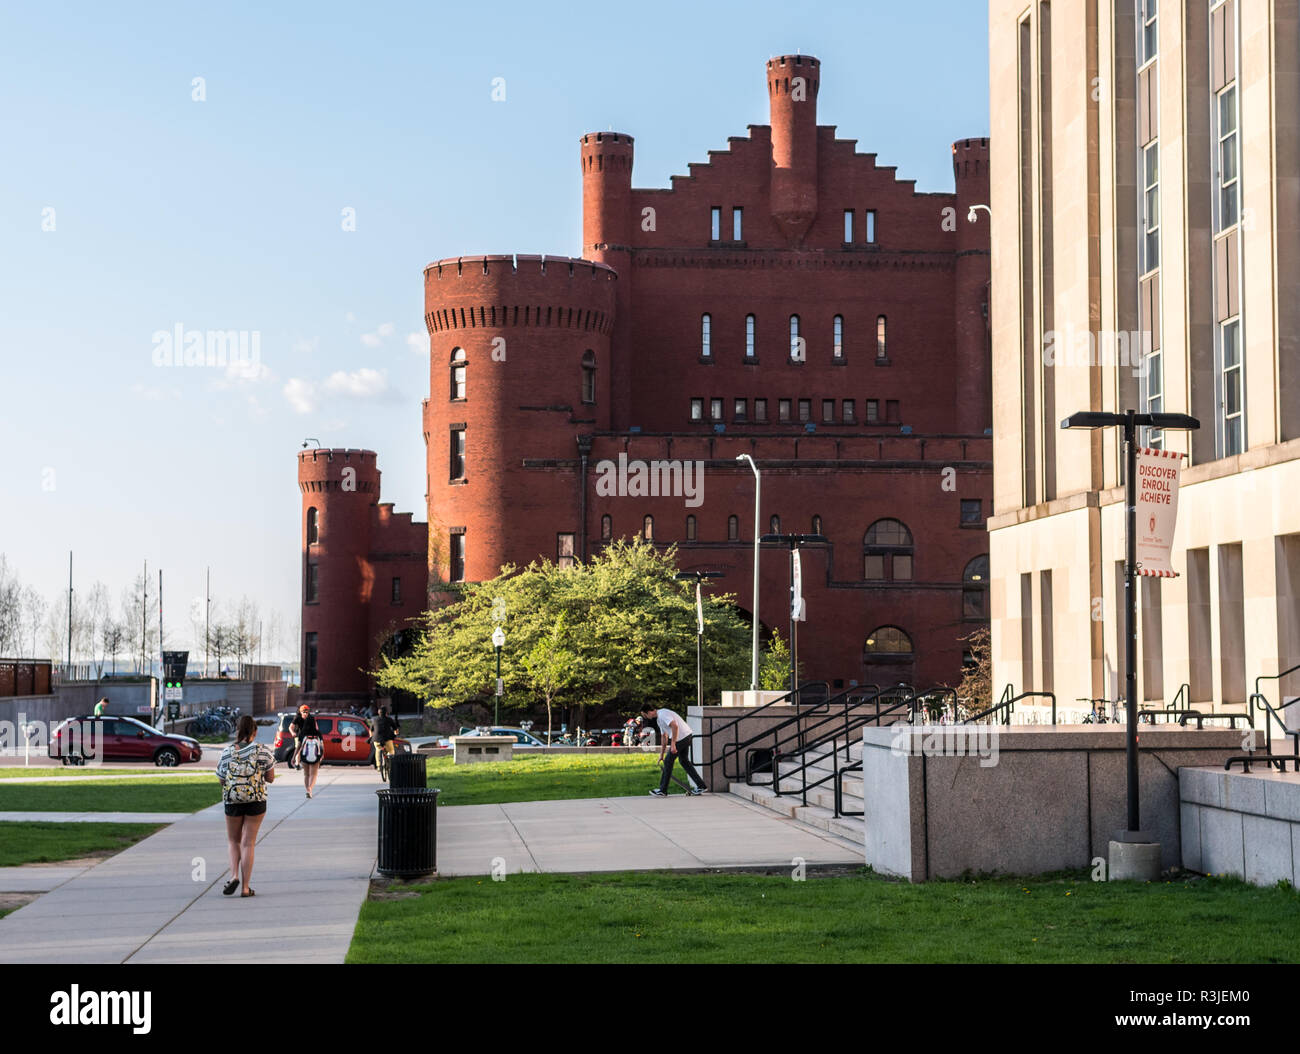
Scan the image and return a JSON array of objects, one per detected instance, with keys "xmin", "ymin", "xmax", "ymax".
[{"xmin": 375, "ymin": 739, "xmax": 395, "ymax": 781}]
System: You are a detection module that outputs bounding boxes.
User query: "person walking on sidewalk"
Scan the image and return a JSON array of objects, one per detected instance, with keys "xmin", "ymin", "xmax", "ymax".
[
  {"xmin": 215, "ymin": 715, "xmax": 276, "ymax": 898},
  {"xmin": 641, "ymin": 703, "xmax": 708, "ymax": 797},
  {"xmin": 290, "ymin": 703, "xmax": 324, "ymax": 798}
]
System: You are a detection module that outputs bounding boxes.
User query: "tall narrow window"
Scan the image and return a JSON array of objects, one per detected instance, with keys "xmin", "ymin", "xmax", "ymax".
[
  {"xmin": 581, "ymin": 350, "xmax": 596, "ymax": 404},
  {"xmin": 821, "ymin": 399, "xmax": 835, "ymax": 423},
  {"xmin": 450, "ymin": 347, "xmax": 466, "ymax": 400},
  {"xmin": 789, "ymin": 315, "xmax": 801, "ymax": 361},
  {"xmin": 600, "ymin": 514, "xmax": 612, "ymax": 541},
  {"xmin": 391, "ymin": 576, "xmax": 402, "ymax": 604},
  {"xmin": 797, "ymin": 398, "xmax": 811, "ymax": 422},
  {"xmin": 778, "ymin": 399, "xmax": 791, "ymax": 422},
  {"xmin": 732, "ymin": 207, "xmax": 743, "ymax": 241},
  {"xmin": 449, "ymin": 533, "xmax": 465, "ymax": 583},
  {"xmin": 556, "ymin": 533, "xmax": 576, "ymax": 569},
  {"xmin": 685, "ymin": 515, "xmax": 697, "ymax": 541},
  {"xmin": 710, "ymin": 207, "xmax": 721, "ymax": 241},
  {"xmin": 754, "ymin": 398, "xmax": 767, "ymax": 422},
  {"xmin": 876, "ymin": 315, "xmax": 888, "ymax": 360},
  {"xmin": 842, "ymin": 399, "xmax": 855, "ymax": 423},
  {"xmin": 811, "ymin": 515, "xmax": 823, "ymax": 535},
  {"xmin": 306, "ymin": 507, "xmax": 319, "ymax": 545},
  {"xmin": 700, "ymin": 314, "xmax": 712, "ymax": 358},
  {"xmin": 643, "ymin": 515, "xmax": 654, "ymax": 541},
  {"xmin": 865, "ymin": 210, "xmax": 877, "ymax": 243},
  {"xmin": 1140, "ymin": 0, "xmax": 1158, "ymax": 65},
  {"xmin": 710, "ymin": 397, "xmax": 723, "ymax": 421},
  {"xmin": 728, "ymin": 515, "xmax": 739, "ymax": 541},
  {"xmin": 833, "ymin": 315, "xmax": 844, "ymax": 360},
  {"xmin": 690, "ymin": 397, "xmax": 704, "ymax": 421},
  {"xmin": 769, "ymin": 514, "xmax": 781, "ymax": 535},
  {"xmin": 866, "ymin": 399, "xmax": 879, "ymax": 423},
  {"xmin": 449, "ymin": 427, "xmax": 466, "ymax": 481},
  {"xmin": 843, "ymin": 210, "xmax": 854, "ymax": 242},
  {"xmin": 963, "ymin": 555, "xmax": 989, "ymax": 619},
  {"xmin": 306, "ymin": 563, "xmax": 319, "ymax": 603},
  {"xmin": 733, "ymin": 398, "xmax": 747, "ymax": 420},
  {"xmin": 1141, "ymin": 143, "xmax": 1160, "ymax": 273},
  {"xmin": 1211, "ymin": 2, "xmax": 1244, "ymax": 457},
  {"xmin": 1221, "ymin": 318, "xmax": 1243, "ymax": 454},
  {"xmin": 745, "ymin": 314, "xmax": 756, "ymax": 359}
]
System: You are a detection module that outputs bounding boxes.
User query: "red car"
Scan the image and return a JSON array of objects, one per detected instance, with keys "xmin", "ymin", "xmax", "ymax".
[
  {"xmin": 49, "ymin": 714, "xmax": 203, "ymax": 767},
  {"xmin": 272, "ymin": 711, "xmax": 410, "ymax": 765}
]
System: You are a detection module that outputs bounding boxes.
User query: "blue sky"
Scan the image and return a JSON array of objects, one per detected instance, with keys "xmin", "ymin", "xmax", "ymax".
[{"xmin": 0, "ymin": 0, "xmax": 989, "ymax": 658}]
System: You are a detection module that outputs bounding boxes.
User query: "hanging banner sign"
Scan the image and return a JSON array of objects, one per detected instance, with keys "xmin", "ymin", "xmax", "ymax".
[
  {"xmin": 791, "ymin": 549, "xmax": 806, "ymax": 622},
  {"xmin": 1135, "ymin": 447, "xmax": 1184, "ymax": 577},
  {"xmin": 695, "ymin": 582, "xmax": 705, "ymax": 635}
]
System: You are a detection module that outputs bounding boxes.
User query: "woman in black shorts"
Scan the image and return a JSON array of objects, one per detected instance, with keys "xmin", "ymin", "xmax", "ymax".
[{"xmin": 215, "ymin": 715, "xmax": 276, "ymax": 897}]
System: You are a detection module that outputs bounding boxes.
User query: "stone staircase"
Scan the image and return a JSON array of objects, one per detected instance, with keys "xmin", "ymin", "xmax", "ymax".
[{"xmin": 727, "ymin": 740, "xmax": 865, "ymax": 849}]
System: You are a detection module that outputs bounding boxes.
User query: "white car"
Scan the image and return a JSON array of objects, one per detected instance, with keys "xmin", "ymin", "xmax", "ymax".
[{"xmin": 437, "ymin": 726, "xmax": 549, "ymax": 747}]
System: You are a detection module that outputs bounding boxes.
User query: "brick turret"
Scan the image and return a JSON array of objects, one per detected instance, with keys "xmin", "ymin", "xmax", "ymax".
[
  {"xmin": 767, "ymin": 54, "xmax": 820, "ymax": 245},
  {"xmin": 952, "ymin": 137, "xmax": 992, "ymax": 435}
]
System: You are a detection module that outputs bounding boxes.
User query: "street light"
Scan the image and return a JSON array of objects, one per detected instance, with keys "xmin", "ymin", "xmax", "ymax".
[
  {"xmin": 735, "ymin": 454, "xmax": 762, "ymax": 689},
  {"xmin": 760, "ymin": 532, "xmax": 829, "ymax": 696},
  {"xmin": 1062, "ymin": 408, "xmax": 1199, "ymax": 847},
  {"xmin": 675, "ymin": 570, "xmax": 725, "ymax": 710},
  {"xmin": 491, "ymin": 625, "xmax": 506, "ymax": 726}
]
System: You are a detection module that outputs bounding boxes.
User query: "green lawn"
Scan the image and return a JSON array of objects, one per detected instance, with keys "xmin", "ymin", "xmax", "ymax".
[
  {"xmin": 421, "ymin": 752, "xmax": 664, "ymax": 806},
  {"xmin": 0, "ymin": 821, "xmax": 163, "ymax": 866},
  {"xmin": 348, "ymin": 869, "xmax": 1300, "ymax": 964},
  {"xmin": 0, "ymin": 767, "xmax": 189, "ymax": 779},
  {"xmin": 0, "ymin": 774, "xmax": 221, "ymax": 813}
]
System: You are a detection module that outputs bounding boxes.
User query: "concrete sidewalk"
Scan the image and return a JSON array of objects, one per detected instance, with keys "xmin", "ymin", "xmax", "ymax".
[
  {"xmin": 0, "ymin": 765, "xmax": 381, "ymax": 964},
  {"xmin": 435, "ymin": 793, "xmax": 861, "ymax": 876}
]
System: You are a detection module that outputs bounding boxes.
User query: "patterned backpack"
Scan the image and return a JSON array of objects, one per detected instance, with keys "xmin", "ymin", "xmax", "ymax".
[{"xmin": 222, "ymin": 743, "xmax": 266, "ymax": 804}]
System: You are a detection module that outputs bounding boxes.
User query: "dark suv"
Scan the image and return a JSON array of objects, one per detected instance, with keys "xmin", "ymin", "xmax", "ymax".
[{"xmin": 49, "ymin": 715, "xmax": 203, "ymax": 767}]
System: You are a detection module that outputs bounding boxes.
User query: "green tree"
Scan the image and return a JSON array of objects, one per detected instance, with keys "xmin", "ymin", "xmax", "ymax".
[
  {"xmin": 374, "ymin": 539, "xmax": 752, "ymax": 718},
  {"xmin": 757, "ymin": 629, "xmax": 793, "ymax": 691}
]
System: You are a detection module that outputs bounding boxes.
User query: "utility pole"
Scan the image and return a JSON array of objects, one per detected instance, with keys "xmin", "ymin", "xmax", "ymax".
[
  {"xmin": 205, "ymin": 567, "xmax": 211, "ymax": 679},
  {"xmin": 66, "ymin": 552, "xmax": 73, "ymax": 669},
  {"xmin": 141, "ymin": 560, "xmax": 148, "ymax": 676}
]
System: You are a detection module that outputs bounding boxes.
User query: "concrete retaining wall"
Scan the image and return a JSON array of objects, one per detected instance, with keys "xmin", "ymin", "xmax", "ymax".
[
  {"xmin": 1180, "ymin": 766, "xmax": 1300, "ymax": 885},
  {"xmin": 862, "ymin": 723, "xmax": 1257, "ymax": 881}
]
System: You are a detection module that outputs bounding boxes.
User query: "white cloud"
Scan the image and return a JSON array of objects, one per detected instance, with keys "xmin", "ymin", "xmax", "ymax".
[
  {"xmin": 225, "ymin": 358, "xmax": 271, "ymax": 384},
  {"xmin": 360, "ymin": 322, "xmax": 397, "ymax": 347},
  {"xmin": 284, "ymin": 378, "xmax": 317, "ymax": 414},
  {"xmin": 406, "ymin": 332, "xmax": 426, "ymax": 353},
  {"xmin": 360, "ymin": 332, "xmax": 382, "ymax": 348},
  {"xmin": 324, "ymin": 367, "xmax": 390, "ymax": 399},
  {"xmin": 377, "ymin": 322, "xmax": 394, "ymax": 337}
]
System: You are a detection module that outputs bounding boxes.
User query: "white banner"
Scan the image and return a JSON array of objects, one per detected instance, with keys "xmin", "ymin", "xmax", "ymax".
[
  {"xmin": 1135, "ymin": 446, "xmax": 1184, "ymax": 577},
  {"xmin": 791, "ymin": 549, "xmax": 806, "ymax": 621},
  {"xmin": 695, "ymin": 582, "xmax": 704, "ymax": 634}
]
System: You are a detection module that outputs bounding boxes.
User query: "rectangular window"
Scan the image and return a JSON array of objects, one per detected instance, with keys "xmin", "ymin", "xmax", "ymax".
[
  {"xmin": 1186, "ymin": 547, "xmax": 1212, "ymax": 701},
  {"xmin": 821, "ymin": 399, "xmax": 835, "ymax": 423},
  {"xmin": 842, "ymin": 399, "xmax": 855, "ymax": 424},
  {"xmin": 449, "ymin": 533, "xmax": 466, "ymax": 583},
  {"xmin": 1218, "ymin": 542, "xmax": 1246, "ymax": 703},
  {"xmin": 745, "ymin": 315, "xmax": 756, "ymax": 358},
  {"xmin": 710, "ymin": 397, "xmax": 724, "ymax": 421},
  {"xmin": 449, "ymin": 427, "xmax": 466, "ymax": 480},
  {"xmin": 1220, "ymin": 317, "xmax": 1243, "ymax": 455},
  {"xmin": 556, "ymin": 533, "xmax": 576, "ymax": 569},
  {"xmin": 1141, "ymin": 142, "xmax": 1160, "ymax": 274},
  {"xmin": 710, "ymin": 207, "xmax": 721, "ymax": 241},
  {"xmin": 701, "ymin": 314, "xmax": 712, "ymax": 358},
  {"xmin": 754, "ymin": 398, "xmax": 768, "ymax": 422},
  {"xmin": 734, "ymin": 398, "xmax": 747, "ymax": 420},
  {"xmin": 893, "ymin": 554, "xmax": 913, "ymax": 581},
  {"xmin": 864, "ymin": 554, "xmax": 885, "ymax": 580},
  {"xmin": 833, "ymin": 315, "xmax": 844, "ymax": 360},
  {"xmin": 306, "ymin": 563, "xmax": 319, "ymax": 603},
  {"xmin": 865, "ymin": 210, "xmax": 877, "ymax": 243},
  {"xmin": 885, "ymin": 399, "xmax": 900, "ymax": 423},
  {"xmin": 797, "ymin": 398, "xmax": 811, "ymax": 422},
  {"xmin": 778, "ymin": 399, "xmax": 792, "ymax": 422},
  {"xmin": 391, "ymin": 576, "xmax": 401, "ymax": 604},
  {"xmin": 960, "ymin": 499, "xmax": 982, "ymax": 525},
  {"xmin": 876, "ymin": 316, "xmax": 888, "ymax": 360},
  {"xmin": 690, "ymin": 397, "xmax": 704, "ymax": 421},
  {"xmin": 732, "ymin": 207, "xmax": 743, "ymax": 241},
  {"xmin": 866, "ymin": 399, "xmax": 879, "ymax": 423},
  {"xmin": 304, "ymin": 632, "xmax": 318, "ymax": 693},
  {"xmin": 843, "ymin": 210, "xmax": 854, "ymax": 242},
  {"xmin": 1139, "ymin": 0, "xmax": 1157, "ymax": 66},
  {"xmin": 1215, "ymin": 85, "xmax": 1239, "ymax": 231},
  {"xmin": 1020, "ymin": 573, "xmax": 1034, "ymax": 692}
]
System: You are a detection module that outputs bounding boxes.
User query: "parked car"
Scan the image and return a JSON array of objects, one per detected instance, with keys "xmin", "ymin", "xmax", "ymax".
[
  {"xmin": 49, "ymin": 715, "xmax": 203, "ymax": 767},
  {"xmin": 436, "ymin": 726, "xmax": 548, "ymax": 748},
  {"xmin": 272, "ymin": 710, "xmax": 411, "ymax": 765}
]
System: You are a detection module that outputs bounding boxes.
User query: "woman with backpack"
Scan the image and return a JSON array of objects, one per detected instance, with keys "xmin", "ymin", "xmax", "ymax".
[
  {"xmin": 215, "ymin": 715, "xmax": 276, "ymax": 898},
  {"xmin": 289, "ymin": 703, "xmax": 324, "ymax": 798}
]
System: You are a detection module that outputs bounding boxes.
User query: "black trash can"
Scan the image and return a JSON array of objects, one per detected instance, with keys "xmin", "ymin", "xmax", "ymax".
[
  {"xmin": 375, "ymin": 788, "xmax": 439, "ymax": 878},
  {"xmin": 388, "ymin": 751, "xmax": 427, "ymax": 789}
]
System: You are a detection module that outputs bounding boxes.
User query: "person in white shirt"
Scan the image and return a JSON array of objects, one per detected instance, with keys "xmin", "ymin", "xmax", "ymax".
[{"xmin": 640, "ymin": 703, "xmax": 707, "ymax": 797}]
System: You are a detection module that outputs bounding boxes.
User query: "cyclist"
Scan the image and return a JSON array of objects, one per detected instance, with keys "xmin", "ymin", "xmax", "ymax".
[{"xmin": 371, "ymin": 705, "xmax": 400, "ymax": 775}]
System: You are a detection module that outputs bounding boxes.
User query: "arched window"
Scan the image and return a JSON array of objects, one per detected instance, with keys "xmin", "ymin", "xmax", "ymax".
[
  {"xmin": 769, "ymin": 514, "xmax": 781, "ymax": 535},
  {"xmin": 306, "ymin": 507, "xmax": 319, "ymax": 545},
  {"xmin": 581, "ymin": 350, "xmax": 596, "ymax": 404},
  {"xmin": 864, "ymin": 518, "xmax": 913, "ymax": 581},
  {"xmin": 811, "ymin": 515, "xmax": 823, "ymax": 536},
  {"xmin": 686, "ymin": 515, "xmax": 697, "ymax": 541},
  {"xmin": 643, "ymin": 515, "xmax": 654, "ymax": 541},
  {"xmin": 833, "ymin": 315, "xmax": 844, "ymax": 360},
  {"xmin": 600, "ymin": 514, "xmax": 612, "ymax": 541},
  {"xmin": 745, "ymin": 315, "xmax": 756, "ymax": 359},
  {"xmin": 789, "ymin": 315, "xmax": 802, "ymax": 360},
  {"xmin": 963, "ymin": 554, "xmax": 989, "ymax": 619},
  {"xmin": 864, "ymin": 626, "xmax": 913, "ymax": 657},
  {"xmin": 876, "ymin": 315, "xmax": 888, "ymax": 360},
  {"xmin": 728, "ymin": 515, "xmax": 739, "ymax": 541},
  {"xmin": 450, "ymin": 347, "xmax": 466, "ymax": 400},
  {"xmin": 701, "ymin": 314, "xmax": 712, "ymax": 358}
]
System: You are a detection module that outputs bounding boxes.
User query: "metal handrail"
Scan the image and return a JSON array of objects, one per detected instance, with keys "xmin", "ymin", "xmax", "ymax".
[
  {"xmin": 1253, "ymin": 663, "xmax": 1300, "ymax": 751},
  {"xmin": 700, "ymin": 680, "xmax": 828, "ymax": 782},
  {"xmin": 1168, "ymin": 682, "xmax": 1192, "ymax": 712},
  {"xmin": 753, "ymin": 683, "xmax": 905, "ymax": 785},
  {"xmin": 967, "ymin": 687, "xmax": 1057, "ymax": 725}
]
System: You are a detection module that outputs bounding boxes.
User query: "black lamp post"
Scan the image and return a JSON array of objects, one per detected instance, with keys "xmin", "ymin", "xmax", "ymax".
[
  {"xmin": 1062, "ymin": 409, "xmax": 1199, "ymax": 839},
  {"xmin": 491, "ymin": 625, "xmax": 505, "ymax": 726},
  {"xmin": 759, "ymin": 533, "xmax": 829, "ymax": 695},
  {"xmin": 675, "ymin": 570, "xmax": 725, "ymax": 709}
]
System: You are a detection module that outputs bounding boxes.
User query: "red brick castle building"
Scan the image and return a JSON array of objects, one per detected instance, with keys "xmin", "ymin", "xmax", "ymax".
[{"xmin": 299, "ymin": 54, "xmax": 991, "ymax": 708}]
